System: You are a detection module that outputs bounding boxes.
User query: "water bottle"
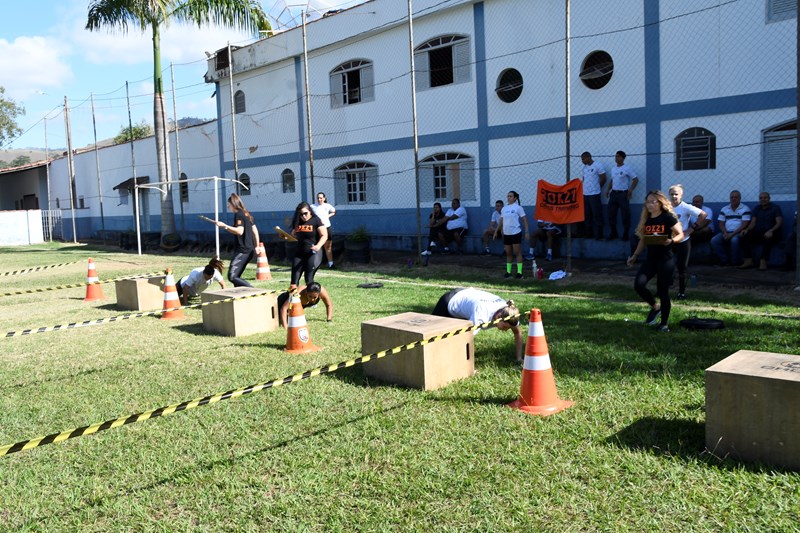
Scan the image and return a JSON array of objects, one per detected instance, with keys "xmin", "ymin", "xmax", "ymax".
[
  {"xmin": 537, "ymin": 265, "xmax": 544, "ymax": 280},
  {"xmin": 531, "ymin": 259, "xmax": 538, "ymax": 280}
]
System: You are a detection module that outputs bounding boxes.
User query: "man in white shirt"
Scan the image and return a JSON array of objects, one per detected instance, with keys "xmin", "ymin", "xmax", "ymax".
[
  {"xmin": 710, "ymin": 190, "xmax": 752, "ymax": 266},
  {"xmin": 580, "ymin": 151, "xmax": 607, "ymax": 240},
  {"xmin": 690, "ymin": 194, "xmax": 714, "ymax": 243},
  {"xmin": 444, "ymin": 198, "xmax": 468, "ymax": 253},
  {"xmin": 604, "ymin": 150, "xmax": 638, "ymax": 240},
  {"xmin": 311, "ymin": 192, "xmax": 337, "ymax": 268}
]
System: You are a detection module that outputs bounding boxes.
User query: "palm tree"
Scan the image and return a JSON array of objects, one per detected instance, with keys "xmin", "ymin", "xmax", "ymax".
[{"xmin": 86, "ymin": 1, "xmax": 270, "ymax": 240}]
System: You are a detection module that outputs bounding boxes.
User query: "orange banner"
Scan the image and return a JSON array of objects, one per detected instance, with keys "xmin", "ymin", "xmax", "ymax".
[{"xmin": 535, "ymin": 179, "xmax": 585, "ymax": 225}]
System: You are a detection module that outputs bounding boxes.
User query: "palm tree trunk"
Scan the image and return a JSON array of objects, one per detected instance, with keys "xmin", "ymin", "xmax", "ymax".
[{"xmin": 152, "ymin": 24, "xmax": 176, "ymax": 237}]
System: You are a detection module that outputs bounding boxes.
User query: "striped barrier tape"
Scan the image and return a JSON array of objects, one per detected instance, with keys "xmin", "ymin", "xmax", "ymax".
[
  {"xmin": 0, "ymin": 311, "xmax": 522, "ymax": 457},
  {"xmin": 4, "ymin": 290, "xmax": 278, "ymax": 338},
  {"xmin": 0, "ymin": 261, "xmax": 81, "ymax": 277},
  {"xmin": 0, "ymin": 272, "xmax": 164, "ymax": 298}
]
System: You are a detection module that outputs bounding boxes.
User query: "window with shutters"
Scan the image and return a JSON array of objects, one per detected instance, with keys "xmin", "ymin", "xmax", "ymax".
[
  {"xmin": 330, "ymin": 60, "xmax": 374, "ymax": 108},
  {"xmin": 762, "ymin": 120, "xmax": 797, "ymax": 194},
  {"xmin": 234, "ymin": 90, "xmax": 246, "ymax": 114},
  {"xmin": 282, "ymin": 169, "xmax": 295, "ymax": 194},
  {"xmin": 767, "ymin": 0, "xmax": 796, "ymax": 22},
  {"xmin": 239, "ymin": 173, "xmax": 251, "ymax": 195},
  {"xmin": 179, "ymin": 172, "xmax": 189, "ymax": 203},
  {"xmin": 334, "ymin": 162, "xmax": 379, "ymax": 205},
  {"xmin": 675, "ymin": 127, "xmax": 716, "ymax": 170},
  {"xmin": 414, "ymin": 35, "xmax": 471, "ymax": 91},
  {"xmin": 419, "ymin": 153, "xmax": 476, "ymax": 203}
]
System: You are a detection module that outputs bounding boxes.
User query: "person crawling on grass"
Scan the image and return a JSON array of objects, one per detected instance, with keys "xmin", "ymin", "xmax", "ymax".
[
  {"xmin": 176, "ymin": 257, "xmax": 226, "ymax": 305},
  {"xmin": 432, "ymin": 288, "xmax": 524, "ymax": 362},
  {"xmin": 278, "ymin": 282, "xmax": 333, "ymax": 327}
]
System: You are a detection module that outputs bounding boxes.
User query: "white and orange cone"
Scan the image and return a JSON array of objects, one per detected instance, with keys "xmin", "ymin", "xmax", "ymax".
[
  {"xmin": 256, "ymin": 242, "xmax": 272, "ymax": 281},
  {"xmin": 507, "ymin": 308, "xmax": 573, "ymax": 416},
  {"xmin": 160, "ymin": 267, "xmax": 184, "ymax": 320},
  {"xmin": 285, "ymin": 290, "xmax": 321, "ymax": 353},
  {"xmin": 84, "ymin": 257, "xmax": 105, "ymax": 301}
]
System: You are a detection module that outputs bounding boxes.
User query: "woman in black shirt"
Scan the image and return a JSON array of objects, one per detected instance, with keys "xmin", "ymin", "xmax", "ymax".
[
  {"xmin": 289, "ymin": 201, "xmax": 328, "ymax": 287},
  {"xmin": 626, "ymin": 190, "xmax": 684, "ymax": 331},
  {"xmin": 216, "ymin": 193, "xmax": 259, "ymax": 287}
]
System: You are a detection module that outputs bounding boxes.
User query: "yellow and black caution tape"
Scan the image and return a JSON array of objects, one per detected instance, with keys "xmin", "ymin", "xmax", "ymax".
[
  {"xmin": 4, "ymin": 290, "xmax": 277, "ymax": 338},
  {"xmin": 0, "ymin": 312, "xmax": 522, "ymax": 457},
  {"xmin": 0, "ymin": 272, "xmax": 163, "ymax": 298},
  {"xmin": 0, "ymin": 261, "xmax": 81, "ymax": 277}
]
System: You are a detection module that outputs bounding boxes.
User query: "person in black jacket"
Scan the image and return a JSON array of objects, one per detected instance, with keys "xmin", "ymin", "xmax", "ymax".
[{"xmin": 216, "ymin": 193, "xmax": 259, "ymax": 287}]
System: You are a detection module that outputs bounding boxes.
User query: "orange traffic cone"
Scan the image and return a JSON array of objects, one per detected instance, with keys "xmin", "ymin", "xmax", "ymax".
[
  {"xmin": 285, "ymin": 290, "xmax": 321, "ymax": 353},
  {"xmin": 256, "ymin": 242, "xmax": 272, "ymax": 281},
  {"xmin": 507, "ymin": 308, "xmax": 573, "ymax": 416},
  {"xmin": 160, "ymin": 267, "xmax": 184, "ymax": 320},
  {"xmin": 84, "ymin": 257, "xmax": 105, "ymax": 301}
]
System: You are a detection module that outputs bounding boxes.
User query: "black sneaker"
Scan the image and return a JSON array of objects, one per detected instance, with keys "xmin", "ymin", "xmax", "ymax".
[
  {"xmin": 504, "ymin": 272, "xmax": 512, "ymax": 278},
  {"xmin": 677, "ymin": 293, "xmax": 686, "ymax": 300},
  {"xmin": 644, "ymin": 308, "xmax": 661, "ymax": 325},
  {"xmin": 515, "ymin": 273, "xmax": 523, "ymax": 279},
  {"xmin": 656, "ymin": 324, "xmax": 669, "ymax": 332}
]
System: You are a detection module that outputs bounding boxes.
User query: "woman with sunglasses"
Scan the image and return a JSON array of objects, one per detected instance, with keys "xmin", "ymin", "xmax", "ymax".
[
  {"xmin": 289, "ymin": 201, "xmax": 328, "ymax": 287},
  {"xmin": 626, "ymin": 190, "xmax": 684, "ymax": 332},
  {"xmin": 215, "ymin": 193, "xmax": 259, "ymax": 287}
]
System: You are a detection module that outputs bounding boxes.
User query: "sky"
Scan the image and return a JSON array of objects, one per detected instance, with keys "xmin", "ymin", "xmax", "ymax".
[{"xmin": 1, "ymin": 0, "xmax": 364, "ymax": 151}]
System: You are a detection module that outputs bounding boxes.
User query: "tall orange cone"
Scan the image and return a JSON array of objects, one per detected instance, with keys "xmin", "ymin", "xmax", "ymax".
[
  {"xmin": 285, "ymin": 290, "xmax": 321, "ymax": 353},
  {"xmin": 84, "ymin": 257, "xmax": 105, "ymax": 301},
  {"xmin": 507, "ymin": 308, "xmax": 573, "ymax": 416},
  {"xmin": 160, "ymin": 268, "xmax": 184, "ymax": 320},
  {"xmin": 255, "ymin": 242, "xmax": 272, "ymax": 281}
]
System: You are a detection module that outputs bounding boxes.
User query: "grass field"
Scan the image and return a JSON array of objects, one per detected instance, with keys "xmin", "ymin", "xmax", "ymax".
[{"xmin": 1, "ymin": 243, "xmax": 799, "ymax": 531}]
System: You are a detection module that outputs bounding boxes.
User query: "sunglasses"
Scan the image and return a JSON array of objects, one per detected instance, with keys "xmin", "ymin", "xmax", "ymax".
[{"xmin": 300, "ymin": 211, "xmax": 311, "ymax": 216}]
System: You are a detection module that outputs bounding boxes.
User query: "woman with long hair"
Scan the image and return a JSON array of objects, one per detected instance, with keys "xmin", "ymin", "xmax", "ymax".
[
  {"xmin": 421, "ymin": 202, "xmax": 447, "ymax": 255},
  {"xmin": 176, "ymin": 257, "xmax": 225, "ymax": 305},
  {"xmin": 494, "ymin": 190, "xmax": 529, "ymax": 279},
  {"xmin": 289, "ymin": 201, "xmax": 328, "ymax": 287},
  {"xmin": 432, "ymin": 288, "xmax": 525, "ymax": 362},
  {"xmin": 215, "ymin": 193, "xmax": 259, "ymax": 287},
  {"xmin": 627, "ymin": 190, "xmax": 684, "ymax": 331},
  {"xmin": 668, "ymin": 184, "xmax": 707, "ymax": 300}
]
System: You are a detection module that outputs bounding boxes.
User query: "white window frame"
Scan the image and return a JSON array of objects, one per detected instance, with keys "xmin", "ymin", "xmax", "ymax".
[
  {"xmin": 767, "ymin": 0, "xmax": 797, "ymax": 22},
  {"xmin": 282, "ymin": 169, "xmax": 295, "ymax": 194},
  {"xmin": 419, "ymin": 153, "xmax": 476, "ymax": 203},
  {"xmin": 762, "ymin": 120, "xmax": 797, "ymax": 194},
  {"xmin": 334, "ymin": 161, "xmax": 379, "ymax": 205},
  {"xmin": 234, "ymin": 90, "xmax": 246, "ymax": 114},
  {"xmin": 414, "ymin": 35, "xmax": 471, "ymax": 91},
  {"xmin": 330, "ymin": 60, "xmax": 374, "ymax": 108},
  {"xmin": 675, "ymin": 127, "xmax": 716, "ymax": 171}
]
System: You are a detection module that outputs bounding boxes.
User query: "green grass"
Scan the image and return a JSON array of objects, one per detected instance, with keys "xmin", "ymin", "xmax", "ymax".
[{"xmin": 1, "ymin": 243, "xmax": 799, "ymax": 531}]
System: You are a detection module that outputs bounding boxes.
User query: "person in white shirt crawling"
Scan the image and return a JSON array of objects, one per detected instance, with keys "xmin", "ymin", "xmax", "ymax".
[
  {"xmin": 176, "ymin": 257, "xmax": 226, "ymax": 306},
  {"xmin": 432, "ymin": 288, "xmax": 524, "ymax": 362}
]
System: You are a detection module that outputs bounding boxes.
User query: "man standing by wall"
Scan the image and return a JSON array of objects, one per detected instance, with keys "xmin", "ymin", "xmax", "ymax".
[
  {"xmin": 580, "ymin": 151, "xmax": 607, "ymax": 240},
  {"xmin": 605, "ymin": 150, "xmax": 638, "ymax": 240}
]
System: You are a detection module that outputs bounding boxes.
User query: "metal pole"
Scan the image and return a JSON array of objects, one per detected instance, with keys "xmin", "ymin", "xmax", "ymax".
[
  {"xmin": 795, "ymin": 0, "xmax": 799, "ymax": 285},
  {"xmin": 171, "ymin": 61, "xmax": 186, "ymax": 240},
  {"xmin": 90, "ymin": 93, "xmax": 106, "ymax": 238},
  {"xmin": 214, "ymin": 176, "xmax": 220, "ymax": 259},
  {"xmin": 63, "ymin": 96, "xmax": 78, "ymax": 243},
  {"xmin": 302, "ymin": 10, "xmax": 316, "ymax": 197},
  {"xmin": 564, "ymin": 0, "xmax": 572, "ymax": 273},
  {"xmin": 44, "ymin": 116, "xmax": 53, "ymax": 241},
  {"xmin": 407, "ymin": 0, "xmax": 423, "ymax": 260},
  {"xmin": 227, "ymin": 42, "xmax": 240, "ymax": 190},
  {"xmin": 126, "ymin": 82, "xmax": 142, "ymax": 255}
]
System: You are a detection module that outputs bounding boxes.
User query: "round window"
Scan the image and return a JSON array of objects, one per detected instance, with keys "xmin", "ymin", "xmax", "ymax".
[
  {"xmin": 496, "ymin": 68, "xmax": 523, "ymax": 103},
  {"xmin": 580, "ymin": 51, "xmax": 614, "ymax": 90}
]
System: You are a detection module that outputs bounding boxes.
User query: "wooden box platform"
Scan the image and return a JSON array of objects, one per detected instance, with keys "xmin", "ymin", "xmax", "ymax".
[
  {"xmin": 115, "ymin": 276, "xmax": 166, "ymax": 311},
  {"xmin": 201, "ymin": 287, "xmax": 278, "ymax": 337},
  {"xmin": 361, "ymin": 312, "xmax": 475, "ymax": 391},
  {"xmin": 706, "ymin": 350, "xmax": 800, "ymax": 470}
]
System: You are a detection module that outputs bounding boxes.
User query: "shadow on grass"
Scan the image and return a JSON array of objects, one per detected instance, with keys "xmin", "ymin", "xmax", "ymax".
[
  {"xmin": 0, "ymin": 367, "xmax": 105, "ymax": 392},
  {"xmin": 172, "ymin": 323, "xmax": 218, "ymax": 336}
]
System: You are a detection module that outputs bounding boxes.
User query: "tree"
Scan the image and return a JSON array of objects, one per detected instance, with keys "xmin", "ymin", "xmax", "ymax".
[
  {"xmin": 0, "ymin": 86, "xmax": 25, "ymax": 147},
  {"xmin": 86, "ymin": 1, "xmax": 270, "ymax": 240},
  {"xmin": 0, "ymin": 156, "xmax": 32, "ymax": 169},
  {"xmin": 113, "ymin": 119, "xmax": 153, "ymax": 144}
]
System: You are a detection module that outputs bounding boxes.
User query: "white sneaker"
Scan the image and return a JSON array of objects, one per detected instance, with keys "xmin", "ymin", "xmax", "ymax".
[
  {"xmin": 429, "ymin": 242, "xmax": 437, "ymax": 248},
  {"xmin": 546, "ymin": 251, "xmax": 553, "ymax": 261},
  {"xmin": 443, "ymin": 247, "xmax": 449, "ymax": 252},
  {"xmin": 421, "ymin": 250, "xmax": 432, "ymax": 256}
]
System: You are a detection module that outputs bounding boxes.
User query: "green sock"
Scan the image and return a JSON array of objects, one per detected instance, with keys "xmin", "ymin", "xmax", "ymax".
[
  {"xmin": 506, "ymin": 263, "xmax": 512, "ymax": 274},
  {"xmin": 517, "ymin": 263, "xmax": 523, "ymax": 275}
]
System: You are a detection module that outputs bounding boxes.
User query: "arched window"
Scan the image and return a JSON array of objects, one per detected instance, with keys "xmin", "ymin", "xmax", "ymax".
[
  {"xmin": 282, "ymin": 169, "xmax": 295, "ymax": 194},
  {"xmin": 179, "ymin": 172, "xmax": 189, "ymax": 202},
  {"xmin": 330, "ymin": 60, "xmax": 374, "ymax": 108},
  {"xmin": 419, "ymin": 153, "xmax": 476, "ymax": 203},
  {"xmin": 762, "ymin": 120, "xmax": 797, "ymax": 194},
  {"xmin": 675, "ymin": 127, "xmax": 716, "ymax": 171},
  {"xmin": 334, "ymin": 162, "xmax": 379, "ymax": 205},
  {"xmin": 414, "ymin": 35, "xmax": 471, "ymax": 90},
  {"xmin": 234, "ymin": 90, "xmax": 246, "ymax": 114},
  {"xmin": 239, "ymin": 173, "xmax": 251, "ymax": 195}
]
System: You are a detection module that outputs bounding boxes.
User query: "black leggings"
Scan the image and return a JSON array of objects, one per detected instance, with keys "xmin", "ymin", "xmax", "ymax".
[
  {"xmin": 634, "ymin": 256, "xmax": 675, "ymax": 326},
  {"xmin": 229, "ymin": 249, "xmax": 254, "ymax": 287},
  {"xmin": 674, "ymin": 239, "xmax": 691, "ymax": 293},
  {"xmin": 291, "ymin": 251, "xmax": 322, "ymax": 286}
]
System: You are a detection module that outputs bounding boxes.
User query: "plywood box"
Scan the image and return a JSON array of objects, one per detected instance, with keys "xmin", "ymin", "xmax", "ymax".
[
  {"xmin": 362, "ymin": 312, "xmax": 474, "ymax": 391},
  {"xmin": 706, "ymin": 350, "xmax": 800, "ymax": 470},
  {"xmin": 115, "ymin": 276, "xmax": 166, "ymax": 311},
  {"xmin": 201, "ymin": 287, "xmax": 278, "ymax": 337}
]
